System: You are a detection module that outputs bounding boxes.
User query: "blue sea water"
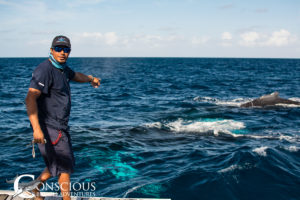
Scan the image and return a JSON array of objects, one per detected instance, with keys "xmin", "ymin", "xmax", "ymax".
[{"xmin": 0, "ymin": 58, "xmax": 300, "ymax": 200}]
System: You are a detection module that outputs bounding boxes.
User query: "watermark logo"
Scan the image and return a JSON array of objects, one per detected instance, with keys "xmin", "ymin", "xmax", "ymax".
[
  {"xmin": 41, "ymin": 182, "xmax": 96, "ymax": 197},
  {"xmin": 10, "ymin": 174, "xmax": 96, "ymax": 198},
  {"xmin": 13, "ymin": 174, "xmax": 37, "ymax": 198}
]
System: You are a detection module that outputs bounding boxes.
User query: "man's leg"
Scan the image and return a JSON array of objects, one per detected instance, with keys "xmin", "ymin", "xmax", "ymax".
[
  {"xmin": 58, "ymin": 173, "xmax": 71, "ymax": 200},
  {"xmin": 33, "ymin": 167, "xmax": 52, "ymax": 200},
  {"xmin": 38, "ymin": 167, "xmax": 52, "ymax": 182}
]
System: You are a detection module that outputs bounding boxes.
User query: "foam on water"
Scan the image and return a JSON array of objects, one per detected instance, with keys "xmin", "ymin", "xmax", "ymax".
[
  {"xmin": 290, "ymin": 97, "xmax": 300, "ymax": 102},
  {"xmin": 278, "ymin": 134, "xmax": 299, "ymax": 143},
  {"xmin": 218, "ymin": 164, "xmax": 240, "ymax": 173},
  {"xmin": 253, "ymin": 146, "xmax": 268, "ymax": 157},
  {"xmin": 145, "ymin": 122, "xmax": 162, "ymax": 129},
  {"xmin": 218, "ymin": 163, "xmax": 254, "ymax": 174},
  {"xmin": 145, "ymin": 118, "xmax": 246, "ymax": 136},
  {"xmin": 283, "ymin": 146, "xmax": 299, "ymax": 152},
  {"xmin": 123, "ymin": 182, "xmax": 167, "ymax": 198},
  {"xmin": 193, "ymin": 96, "xmax": 250, "ymax": 107},
  {"xmin": 123, "ymin": 184, "xmax": 146, "ymax": 198},
  {"xmin": 274, "ymin": 103, "xmax": 300, "ymax": 108},
  {"xmin": 145, "ymin": 119, "xmax": 300, "ymax": 143}
]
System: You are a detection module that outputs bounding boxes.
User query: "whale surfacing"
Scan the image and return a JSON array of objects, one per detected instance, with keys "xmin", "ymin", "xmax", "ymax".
[{"xmin": 240, "ymin": 92, "xmax": 300, "ymax": 108}]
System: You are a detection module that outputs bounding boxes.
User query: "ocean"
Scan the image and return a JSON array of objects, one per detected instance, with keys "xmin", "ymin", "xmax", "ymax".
[{"xmin": 0, "ymin": 58, "xmax": 299, "ymax": 200}]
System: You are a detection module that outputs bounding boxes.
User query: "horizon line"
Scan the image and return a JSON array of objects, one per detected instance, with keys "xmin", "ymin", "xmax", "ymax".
[{"xmin": 0, "ymin": 56, "xmax": 299, "ymax": 59}]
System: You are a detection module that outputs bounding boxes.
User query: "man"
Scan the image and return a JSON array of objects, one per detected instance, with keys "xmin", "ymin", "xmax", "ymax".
[{"xmin": 25, "ymin": 35, "xmax": 100, "ymax": 200}]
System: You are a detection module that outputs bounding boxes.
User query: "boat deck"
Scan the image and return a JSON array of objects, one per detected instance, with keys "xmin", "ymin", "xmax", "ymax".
[{"xmin": 0, "ymin": 190, "xmax": 171, "ymax": 200}]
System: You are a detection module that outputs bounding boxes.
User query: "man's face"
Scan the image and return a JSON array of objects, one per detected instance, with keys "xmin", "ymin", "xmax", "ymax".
[{"xmin": 50, "ymin": 46, "xmax": 71, "ymax": 63}]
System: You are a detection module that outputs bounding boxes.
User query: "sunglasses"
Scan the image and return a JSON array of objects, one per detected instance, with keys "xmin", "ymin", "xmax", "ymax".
[{"xmin": 53, "ymin": 46, "xmax": 71, "ymax": 53}]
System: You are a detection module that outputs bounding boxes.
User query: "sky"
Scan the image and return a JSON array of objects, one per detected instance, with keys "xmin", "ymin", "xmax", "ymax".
[{"xmin": 0, "ymin": 0, "xmax": 299, "ymax": 58}]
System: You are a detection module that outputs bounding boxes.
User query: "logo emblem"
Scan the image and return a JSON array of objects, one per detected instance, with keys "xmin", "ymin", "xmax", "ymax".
[
  {"xmin": 58, "ymin": 37, "xmax": 65, "ymax": 42},
  {"xmin": 13, "ymin": 174, "xmax": 39, "ymax": 198}
]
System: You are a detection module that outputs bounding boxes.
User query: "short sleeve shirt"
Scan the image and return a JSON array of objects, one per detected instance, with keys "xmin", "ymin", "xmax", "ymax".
[{"xmin": 29, "ymin": 59, "xmax": 75, "ymax": 130}]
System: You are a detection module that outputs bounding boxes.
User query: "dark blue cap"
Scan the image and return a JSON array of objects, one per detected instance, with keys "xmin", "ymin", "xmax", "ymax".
[{"xmin": 51, "ymin": 35, "xmax": 71, "ymax": 48}]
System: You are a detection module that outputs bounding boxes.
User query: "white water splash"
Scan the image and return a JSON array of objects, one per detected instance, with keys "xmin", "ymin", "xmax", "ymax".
[
  {"xmin": 253, "ymin": 146, "xmax": 268, "ymax": 157},
  {"xmin": 278, "ymin": 134, "xmax": 298, "ymax": 143},
  {"xmin": 193, "ymin": 96, "xmax": 252, "ymax": 107},
  {"xmin": 274, "ymin": 103, "xmax": 300, "ymax": 108},
  {"xmin": 218, "ymin": 163, "xmax": 254, "ymax": 173},
  {"xmin": 167, "ymin": 119, "xmax": 245, "ymax": 136},
  {"xmin": 123, "ymin": 183, "xmax": 146, "ymax": 198},
  {"xmin": 145, "ymin": 118, "xmax": 246, "ymax": 136},
  {"xmin": 144, "ymin": 120, "xmax": 300, "ymax": 143},
  {"xmin": 218, "ymin": 164, "xmax": 240, "ymax": 173},
  {"xmin": 144, "ymin": 122, "xmax": 162, "ymax": 129},
  {"xmin": 290, "ymin": 97, "xmax": 300, "ymax": 102},
  {"xmin": 283, "ymin": 146, "xmax": 299, "ymax": 152}
]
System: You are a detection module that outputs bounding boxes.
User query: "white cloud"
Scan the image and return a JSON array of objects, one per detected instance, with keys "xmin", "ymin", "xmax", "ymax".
[
  {"xmin": 104, "ymin": 32, "xmax": 118, "ymax": 45},
  {"xmin": 239, "ymin": 31, "xmax": 260, "ymax": 46},
  {"xmin": 74, "ymin": 32, "xmax": 187, "ymax": 49},
  {"xmin": 220, "ymin": 42, "xmax": 232, "ymax": 47},
  {"xmin": 141, "ymin": 35, "xmax": 163, "ymax": 43},
  {"xmin": 133, "ymin": 34, "xmax": 182, "ymax": 48},
  {"xmin": 79, "ymin": 32, "xmax": 118, "ymax": 46},
  {"xmin": 238, "ymin": 29, "xmax": 297, "ymax": 47},
  {"xmin": 27, "ymin": 39, "xmax": 51, "ymax": 46},
  {"xmin": 191, "ymin": 36, "xmax": 210, "ymax": 45},
  {"xmin": 220, "ymin": 32, "xmax": 233, "ymax": 47},
  {"xmin": 222, "ymin": 32, "xmax": 232, "ymax": 40},
  {"xmin": 166, "ymin": 35, "xmax": 182, "ymax": 42},
  {"xmin": 82, "ymin": 32, "xmax": 103, "ymax": 39},
  {"xmin": 265, "ymin": 29, "xmax": 294, "ymax": 46},
  {"xmin": 67, "ymin": 29, "xmax": 299, "ymax": 55}
]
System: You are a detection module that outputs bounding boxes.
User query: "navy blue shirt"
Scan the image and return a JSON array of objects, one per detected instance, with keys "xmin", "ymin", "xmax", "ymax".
[{"xmin": 29, "ymin": 59, "xmax": 75, "ymax": 130}]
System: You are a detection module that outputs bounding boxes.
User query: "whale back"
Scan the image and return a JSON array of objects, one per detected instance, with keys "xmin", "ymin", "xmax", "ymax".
[
  {"xmin": 241, "ymin": 91, "xmax": 300, "ymax": 107},
  {"xmin": 259, "ymin": 92, "xmax": 279, "ymax": 102}
]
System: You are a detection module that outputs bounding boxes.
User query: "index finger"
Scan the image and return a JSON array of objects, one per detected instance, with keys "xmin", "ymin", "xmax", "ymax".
[{"xmin": 33, "ymin": 139, "xmax": 40, "ymax": 144}]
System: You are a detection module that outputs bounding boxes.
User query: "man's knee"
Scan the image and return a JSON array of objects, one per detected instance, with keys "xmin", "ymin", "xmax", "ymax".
[
  {"xmin": 59, "ymin": 172, "xmax": 70, "ymax": 180},
  {"xmin": 58, "ymin": 172, "xmax": 71, "ymax": 191},
  {"xmin": 39, "ymin": 168, "xmax": 51, "ymax": 182}
]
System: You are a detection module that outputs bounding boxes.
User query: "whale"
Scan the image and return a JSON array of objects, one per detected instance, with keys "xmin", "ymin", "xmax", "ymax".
[{"xmin": 240, "ymin": 92, "xmax": 300, "ymax": 108}]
